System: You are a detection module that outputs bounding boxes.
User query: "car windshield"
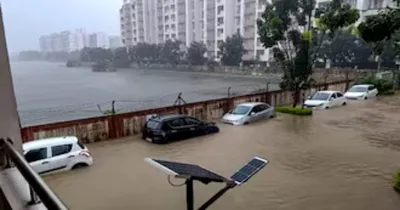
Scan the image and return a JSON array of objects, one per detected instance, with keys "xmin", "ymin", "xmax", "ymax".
[
  {"xmin": 348, "ymin": 86, "xmax": 367, "ymax": 93},
  {"xmin": 146, "ymin": 120, "xmax": 161, "ymax": 129},
  {"xmin": 230, "ymin": 105, "xmax": 251, "ymax": 115},
  {"xmin": 310, "ymin": 92, "xmax": 330, "ymax": 100}
]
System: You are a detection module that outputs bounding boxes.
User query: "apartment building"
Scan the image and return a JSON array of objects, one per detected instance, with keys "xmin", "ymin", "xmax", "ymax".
[
  {"xmin": 109, "ymin": 36, "xmax": 124, "ymax": 49},
  {"xmin": 120, "ymin": 0, "xmax": 271, "ymax": 62},
  {"xmin": 120, "ymin": 0, "xmax": 210, "ymax": 48},
  {"xmin": 89, "ymin": 32, "xmax": 109, "ymax": 48},
  {"xmin": 39, "ymin": 29, "xmax": 88, "ymax": 52}
]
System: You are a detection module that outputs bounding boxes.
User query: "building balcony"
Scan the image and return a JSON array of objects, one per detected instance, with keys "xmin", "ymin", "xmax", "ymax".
[{"xmin": 0, "ymin": 138, "xmax": 68, "ymax": 210}]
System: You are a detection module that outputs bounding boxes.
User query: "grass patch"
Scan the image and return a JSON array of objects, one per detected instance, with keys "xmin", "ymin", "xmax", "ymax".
[
  {"xmin": 275, "ymin": 106, "xmax": 313, "ymax": 116},
  {"xmin": 393, "ymin": 169, "xmax": 400, "ymax": 193}
]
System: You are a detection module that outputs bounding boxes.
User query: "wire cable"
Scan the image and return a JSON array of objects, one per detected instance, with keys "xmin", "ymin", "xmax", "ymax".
[{"xmin": 167, "ymin": 175, "xmax": 186, "ymax": 187}]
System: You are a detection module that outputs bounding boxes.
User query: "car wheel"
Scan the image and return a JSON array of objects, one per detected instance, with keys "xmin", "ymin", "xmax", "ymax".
[
  {"xmin": 364, "ymin": 97, "xmax": 368, "ymax": 100},
  {"xmin": 325, "ymin": 106, "xmax": 329, "ymax": 109},
  {"xmin": 342, "ymin": 102, "xmax": 347, "ymax": 106},
  {"xmin": 243, "ymin": 121, "xmax": 250, "ymax": 125},
  {"xmin": 72, "ymin": 163, "xmax": 88, "ymax": 170}
]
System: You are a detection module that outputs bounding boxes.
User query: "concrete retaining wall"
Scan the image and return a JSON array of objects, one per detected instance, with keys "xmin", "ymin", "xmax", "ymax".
[{"xmin": 20, "ymin": 80, "xmax": 351, "ymax": 144}]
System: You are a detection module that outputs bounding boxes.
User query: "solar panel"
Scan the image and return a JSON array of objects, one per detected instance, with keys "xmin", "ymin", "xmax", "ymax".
[
  {"xmin": 145, "ymin": 158, "xmax": 227, "ymax": 184},
  {"xmin": 230, "ymin": 156, "xmax": 268, "ymax": 185}
]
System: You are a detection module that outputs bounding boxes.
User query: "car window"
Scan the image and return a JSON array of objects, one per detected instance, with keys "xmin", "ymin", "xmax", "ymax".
[
  {"xmin": 331, "ymin": 93, "xmax": 337, "ymax": 99},
  {"xmin": 147, "ymin": 120, "xmax": 162, "ymax": 129},
  {"xmin": 336, "ymin": 92, "xmax": 343, "ymax": 97},
  {"xmin": 261, "ymin": 104, "xmax": 270, "ymax": 110},
  {"xmin": 185, "ymin": 117, "xmax": 200, "ymax": 125},
  {"xmin": 251, "ymin": 106, "xmax": 261, "ymax": 113},
  {"xmin": 77, "ymin": 141, "xmax": 85, "ymax": 149},
  {"xmin": 229, "ymin": 105, "xmax": 251, "ymax": 115},
  {"xmin": 348, "ymin": 86, "xmax": 367, "ymax": 92},
  {"xmin": 25, "ymin": 148, "xmax": 48, "ymax": 163},
  {"xmin": 368, "ymin": 86, "xmax": 375, "ymax": 91},
  {"xmin": 51, "ymin": 144, "xmax": 73, "ymax": 157},
  {"xmin": 167, "ymin": 118, "xmax": 186, "ymax": 127},
  {"xmin": 310, "ymin": 92, "xmax": 330, "ymax": 100}
]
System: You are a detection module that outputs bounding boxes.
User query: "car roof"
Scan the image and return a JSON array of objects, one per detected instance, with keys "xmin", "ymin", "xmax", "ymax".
[
  {"xmin": 23, "ymin": 136, "xmax": 78, "ymax": 151},
  {"xmin": 148, "ymin": 114, "xmax": 187, "ymax": 122},
  {"xmin": 316, "ymin": 90, "xmax": 339, "ymax": 94},
  {"xmin": 352, "ymin": 84, "xmax": 373, "ymax": 87},
  {"xmin": 236, "ymin": 102, "xmax": 269, "ymax": 107}
]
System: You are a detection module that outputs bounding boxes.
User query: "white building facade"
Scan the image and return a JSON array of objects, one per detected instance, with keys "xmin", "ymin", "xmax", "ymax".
[
  {"xmin": 109, "ymin": 36, "xmax": 124, "ymax": 49},
  {"xmin": 39, "ymin": 28, "xmax": 88, "ymax": 52},
  {"xmin": 120, "ymin": 0, "xmax": 394, "ymax": 62},
  {"xmin": 88, "ymin": 32, "xmax": 109, "ymax": 48},
  {"xmin": 119, "ymin": 0, "xmax": 272, "ymax": 62}
]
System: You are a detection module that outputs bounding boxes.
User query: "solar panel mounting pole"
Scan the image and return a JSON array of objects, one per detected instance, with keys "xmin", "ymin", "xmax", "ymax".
[
  {"xmin": 186, "ymin": 179, "xmax": 194, "ymax": 210},
  {"xmin": 197, "ymin": 182, "xmax": 236, "ymax": 210}
]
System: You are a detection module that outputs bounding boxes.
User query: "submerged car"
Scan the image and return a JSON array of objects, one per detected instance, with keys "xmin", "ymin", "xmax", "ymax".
[
  {"xmin": 221, "ymin": 102, "xmax": 275, "ymax": 125},
  {"xmin": 344, "ymin": 84, "xmax": 378, "ymax": 100},
  {"xmin": 304, "ymin": 90, "xmax": 347, "ymax": 109},
  {"xmin": 141, "ymin": 114, "xmax": 219, "ymax": 144},
  {"xmin": 23, "ymin": 136, "xmax": 93, "ymax": 175}
]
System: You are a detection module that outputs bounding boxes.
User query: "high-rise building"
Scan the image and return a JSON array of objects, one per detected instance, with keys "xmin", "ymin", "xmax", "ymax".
[
  {"xmin": 39, "ymin": 28, "xmax": 88, "ymax": 52},
  {"xmin": 119, "ymin": 0, "xmax": 272, "ymax": 62},
  {"xmin": 88, "ymin": 32, "xmax": 109, "ymax": 48},
  {"xmin": 119, "ymin": 0, "xmax": 395, "ymax": 62},
  {"xmin": 109, "ymin": 36, "xmax": 124, "ymax": 49}
]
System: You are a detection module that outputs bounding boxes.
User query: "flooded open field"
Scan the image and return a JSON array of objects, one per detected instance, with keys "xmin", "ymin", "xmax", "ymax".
[
  {"xmin": 43, "ymin": 95, "xmax": 400, "ymax": 210},
  {"xmin": 11, "ymin": 61, "xmax": 278, "ymax": 126}
]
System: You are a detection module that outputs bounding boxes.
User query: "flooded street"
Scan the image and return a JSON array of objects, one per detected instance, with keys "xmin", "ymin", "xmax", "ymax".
[{"xmin": 43, "ymin": 96, "xmax": 400, "ymax": 210}]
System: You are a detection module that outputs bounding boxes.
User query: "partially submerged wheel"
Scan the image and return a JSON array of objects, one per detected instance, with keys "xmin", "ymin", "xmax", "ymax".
[
  {"xmin": 72, "ymin": 163, "xmax": 88, "ymax": 170},
  {"xmin": 342, "ymin": 102, "xmax": 347, "ymax": 106}
]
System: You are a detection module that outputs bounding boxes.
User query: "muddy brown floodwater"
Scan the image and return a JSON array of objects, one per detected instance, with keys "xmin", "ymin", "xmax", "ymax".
[{"xmin": 43, "ymin": 95, "xmax": 400, "ymax": 210}]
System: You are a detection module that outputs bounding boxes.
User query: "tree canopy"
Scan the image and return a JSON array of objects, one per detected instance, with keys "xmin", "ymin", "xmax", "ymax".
[
  {"xmin": 218, "ymin": 33, "xmax": 246, "ymax": 66},
  {"xmin": 187, "ymin": 41, "xmax": 207, "ymax": 65},
  {"xmin": 257, "ymin": 0, "xmax": 359, "ymax": 107}
]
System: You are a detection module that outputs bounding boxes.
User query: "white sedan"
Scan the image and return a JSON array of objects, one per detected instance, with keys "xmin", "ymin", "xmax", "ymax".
[
  {"xmin": 221, "ymin": 102, "xmax": 275, "ymax": 125},
  {"xmin": 344, "ymin": 84, "xmax": 378, "ymax": 100},
  {"xmin": 304, "ymin": 90, "xmax": 347, "ymax": 109}
]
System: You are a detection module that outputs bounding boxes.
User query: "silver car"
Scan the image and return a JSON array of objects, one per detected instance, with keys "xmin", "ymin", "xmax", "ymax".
[{"xmin": 221, "ymin": 102, "xmax": 275, "ymax": 125}]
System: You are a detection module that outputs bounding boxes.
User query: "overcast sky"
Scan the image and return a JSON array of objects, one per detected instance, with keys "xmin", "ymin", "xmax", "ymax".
[{"xmin": 1, "ymin": 0, "xmax": 122, "ymax": 53}]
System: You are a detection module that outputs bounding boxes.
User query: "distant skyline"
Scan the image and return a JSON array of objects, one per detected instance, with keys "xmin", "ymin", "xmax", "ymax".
[{"xmin": 1, "ymin": 0, "xmax": 122, "ymax": 53}]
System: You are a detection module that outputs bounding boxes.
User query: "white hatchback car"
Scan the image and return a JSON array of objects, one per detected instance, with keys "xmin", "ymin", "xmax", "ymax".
[
  {"xmin": 304, "ymin": 90, "xmax": 347, "ymax": 109},
  {"xmin": 23, "ymin": 136, "xmax": 93, "ymax": 175},
  {"xmin": 344, "ymin": 84, "xmax": 378, "ymax": 100},
  {"xmin": 221, "ymin": 102, "xmax": 275, "ymax": 125}
]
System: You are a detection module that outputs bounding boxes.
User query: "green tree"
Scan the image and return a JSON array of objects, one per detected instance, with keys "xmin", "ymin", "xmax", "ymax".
[
  {"xmin": 257, "ymin": 0, "xmax": 359, "ymax": 107},
  {"xmin": 358, "ymin": 8, "xmax": 400, "ymax": 70},
  {"xmin": 318, "ymin": 31, "xmax": 372, "ymax": 68},
  {"xmin": 187, "ymin": 41, "xmax": 207, "ymax": 65},
  {"xmin": 160, "ymin": 40, "xmax": 182, "ymax": 65},
  {"xmin": 113, "ymin": 47, "xmax": 131, "ymax": 68},
  {"xmin": 219, "ymin": 33, "xmax": 246, "ymax": 66},
  {"xmin": 80, "ymin": 47, "xmax": 113, "ymax": 63}
]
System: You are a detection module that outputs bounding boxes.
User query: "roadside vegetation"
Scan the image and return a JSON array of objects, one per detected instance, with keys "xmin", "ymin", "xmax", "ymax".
[
  {"xmin": 257, "ymin": 0, "xmax": 359, "ymax": 108},
  {"xmin": 357, "ymin": 76, "xmax": 395, "ymax": 95},
  {"xmin": 275, "ymin": 106, "xmax": 313, "ymax": 116},
  {"xmin": 393, "ymin": 169, "xmax": 400, "ymax": 193}
]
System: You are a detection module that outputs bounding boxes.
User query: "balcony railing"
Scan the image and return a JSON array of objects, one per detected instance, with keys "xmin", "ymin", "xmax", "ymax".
[{"xmin": 0, "ymin": 138, "xmax": 68, "ymax": 210}]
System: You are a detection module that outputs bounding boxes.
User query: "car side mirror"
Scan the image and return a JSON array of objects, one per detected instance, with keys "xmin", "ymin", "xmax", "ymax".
[
  {"xmin": 250, "ymin": 112, "xmax": 256, "ymax": 116},
  {"xmin": 307, "ymin": 96, "xmax": 311, "ymax": 99},
  {"xmin": 329, "ymin": 97, "xmax": 334, "ymax": 101}
]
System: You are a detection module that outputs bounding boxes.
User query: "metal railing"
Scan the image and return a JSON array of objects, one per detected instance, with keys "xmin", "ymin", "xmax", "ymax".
[{"xmin": 0, "ymin": 138, "xmax": 69, "ymax": 210}]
